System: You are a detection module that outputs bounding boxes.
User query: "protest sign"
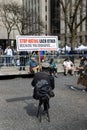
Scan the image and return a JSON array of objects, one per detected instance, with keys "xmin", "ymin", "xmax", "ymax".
[{"xmin": 16, "ymin": 35, "xmax": 58, "ymax": 51}]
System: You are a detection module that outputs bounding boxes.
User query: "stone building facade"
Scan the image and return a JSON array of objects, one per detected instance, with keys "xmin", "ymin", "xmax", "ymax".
[
  {"xmin": 23, "ymin": 0, "xmax": 60, "ymax": 36},
  {"xmin": 60, "ymin": 0, "xmax": 87, "ymax": 48}
]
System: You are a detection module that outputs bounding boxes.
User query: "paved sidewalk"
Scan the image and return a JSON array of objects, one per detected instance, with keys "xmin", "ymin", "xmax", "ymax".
[
  {"xmin": 0, "ymin": 66, "xmax": 29, "ymax": 76},
  {"xmin": 0, "ymin": 74, "xmax": 87, "ymax": 130},
  {"xmin": 0, "ymin": 65, "xmax": 64, "ymax": 76},
  {"xmin": 0, "ymin": 61, "xmax": 79, "ymax": 76}
]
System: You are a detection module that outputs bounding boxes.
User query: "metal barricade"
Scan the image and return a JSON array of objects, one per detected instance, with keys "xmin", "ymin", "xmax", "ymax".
[{"xmin": 0, "ymin": 53, "xmax": 81, "ymax": 76}]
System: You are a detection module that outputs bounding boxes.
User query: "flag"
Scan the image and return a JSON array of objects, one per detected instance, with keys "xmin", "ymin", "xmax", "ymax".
[{"xmin": 40, "ymin": 51, "xmax": 46, "ymax": 61}]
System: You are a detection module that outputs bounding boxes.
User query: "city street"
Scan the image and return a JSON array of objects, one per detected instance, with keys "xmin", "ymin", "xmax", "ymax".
[{"xmin": 0, "ymin": 74, "xmax": 87, "ymax": 130}]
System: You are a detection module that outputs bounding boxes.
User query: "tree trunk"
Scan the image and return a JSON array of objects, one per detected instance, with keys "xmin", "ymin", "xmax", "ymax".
[
  {"xmin": 70, "ymin": 30, "xmax": 76, "ymax": 51},
  {"xmin": 7, "ymin": 32, "xmax": 10, "ymax": 45}
]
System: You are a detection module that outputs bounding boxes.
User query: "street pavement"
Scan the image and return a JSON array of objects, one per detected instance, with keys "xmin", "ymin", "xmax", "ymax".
[{"xmin": 0, "ymin": 73, "xmax": 87, "ymax": 130}]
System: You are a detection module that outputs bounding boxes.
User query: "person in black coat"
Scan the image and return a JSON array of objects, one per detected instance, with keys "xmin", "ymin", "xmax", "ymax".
[
  {"xmin": 31, "ymin": 68, "xmax": 55, "ymax": 113},
  {"xmin": 19, "ymin": 51, "xmax": 28, "ymax": 71}
]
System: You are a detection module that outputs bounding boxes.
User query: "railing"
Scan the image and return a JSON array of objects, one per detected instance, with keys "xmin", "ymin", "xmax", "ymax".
[
  {"xmin": 0, "ymin": 55, "xmax": 80, "ymax": 75},
  {"xmin": 0, "ymin": 54, "xmax": 81, "ymax": 68},
  {"xmin": 0, "ymin": 55, "xmax": 30, "ymax": 67}
]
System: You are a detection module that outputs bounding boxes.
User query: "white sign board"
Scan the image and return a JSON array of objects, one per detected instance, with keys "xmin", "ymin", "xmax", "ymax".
[{"xmin": 16, "ymin": 35, "xmax": 58, "ymax": 51}]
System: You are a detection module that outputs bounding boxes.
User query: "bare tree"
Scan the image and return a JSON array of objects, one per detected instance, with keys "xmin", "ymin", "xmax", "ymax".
[
  {"xmin": 8, "ymin": 2, "xmax": 44, "ymax": 35},
  {"xmin": 22, "ymin": 8, "xmax": 45, "ymax": 35},
  {"xmin": 0, "ymin": 1, "xmax": 45, "ymax": 41},
  {"xmin": 0, "ymin": 2, "xmax": 29, "ymax": 35},
  {"xmin": 58, "ymin": 0, "xmax": 87, "ymax": 50},
  {"xmin": 28, "ymin": 16, "xmax": 45, "ymax": 35},
  {"xmin": 0, "ymin": 3, "xmax": 16, "ymax": 43}
]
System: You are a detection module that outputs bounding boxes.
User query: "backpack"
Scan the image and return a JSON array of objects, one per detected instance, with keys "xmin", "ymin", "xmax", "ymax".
[{"xmin": 33, "ymin": 79, "xmax": 54, "ymax": 100}]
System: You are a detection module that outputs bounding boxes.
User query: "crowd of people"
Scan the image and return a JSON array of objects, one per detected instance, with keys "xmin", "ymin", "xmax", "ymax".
[
  {"xmin": 31, "ymin": 55, "xmax": 87, "ymax": 122},
  {"xmin": 0, "ymin": 46, "xmax": 87, "ymax": 121},
  {"xmin": 0, "ymin": 45, "xmax": 87, "ymax": 80},
  {"xmin": 62, "ymin": 55, "xmax": 87, "ymax": 92},
  {"xmin": 31, "ymin": 55, "xmax": 87, "ymax": 121},
  {"xmin": 0, "ymin": 45, "xmax": 29, "ymax": 69}
]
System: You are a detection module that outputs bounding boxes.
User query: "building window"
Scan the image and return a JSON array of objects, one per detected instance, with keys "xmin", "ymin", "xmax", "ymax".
[
  {"xmin": 85, "ymin": 35, "xmax": 87, "ymax": 44},
  {"xmin": 45, "ymin": 15, "xmax": 47, "ymax": 21},
  {"xmin": 80, "ymin": 36, "xmax": 82, "ymax": 44},
  {"xmin": 57, "ymin": 0, "xmax": 59, "ymax": 7},
  {"xmin": 45, "ymin": 25, "xmax": 47, "ymax": 30},
  {"xmin": 86, "ymin": 1, "xmax": 87, "ymax": 30},
  {"xmin": 80, "ymin": 1, "xmax": 83, "ymax": 32},
  {"xmin": 45, "ymin": 6, "xmax": 47, "ymax": 12},
  {"xmin": 80, "ymin": 15, "xmax": 82, "ymax": 31}
]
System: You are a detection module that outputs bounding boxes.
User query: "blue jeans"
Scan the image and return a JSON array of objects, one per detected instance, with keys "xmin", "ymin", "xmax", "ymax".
[{"xmin": 6, "ymin": 56, "xmax": 11, "ymax": 66}]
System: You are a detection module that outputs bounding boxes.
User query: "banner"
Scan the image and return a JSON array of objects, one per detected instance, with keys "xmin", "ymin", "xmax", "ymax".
[{"xmin": 16, "ymin": 35, "xmax": 58, "ymax": 51}]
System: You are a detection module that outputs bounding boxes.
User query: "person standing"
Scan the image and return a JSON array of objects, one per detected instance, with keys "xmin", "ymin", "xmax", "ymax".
[
  {"xmin": 19, "ymin": 51, "xmax": 28, "ymax": 71},
  {"xmin": 31, "ymin": 68, "xmax": 55, "ymax": 113},
  {"xmin": 0, "ymin": 45, "xmax": 3, "ymax": 67},
  {"xmin": 4, "ymin": 45, "xmax": 12, "ymax": 66}
]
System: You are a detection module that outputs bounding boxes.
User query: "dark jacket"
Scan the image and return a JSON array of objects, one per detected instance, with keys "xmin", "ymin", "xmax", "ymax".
[
  {"xmin": 31, "ymin": 71, "xmax": 55, "ymax": 90},
  {"xmin": 19, "ymin": 51, "xmax": 28, "ymax": 56}
]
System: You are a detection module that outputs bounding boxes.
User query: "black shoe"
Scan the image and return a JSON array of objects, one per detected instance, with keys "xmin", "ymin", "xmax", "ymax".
[
  {"xmin": 71, "ymin": 74, "xmax": 73, "ymax": 76},
  {"xmin": 64, "ymin": 73, "xmax": 67, "ymax": 76},
  {"xmin": 85, "ymin": 88, "xmax": 87, "ymax": 91},
  {"xmin": 64, "ymin": 72, "xmax": 67, "ymax": 76},
  {"xmin": 19, "ymin": 67, "xmax": 22, "ymax": 71},
  {"xmin": 55, "ymin": 75, "xmax": 58, "ymax": 78},
  {"xmin": 23, "ymin": 67, "xmax": 25, "ymax": 71}
]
